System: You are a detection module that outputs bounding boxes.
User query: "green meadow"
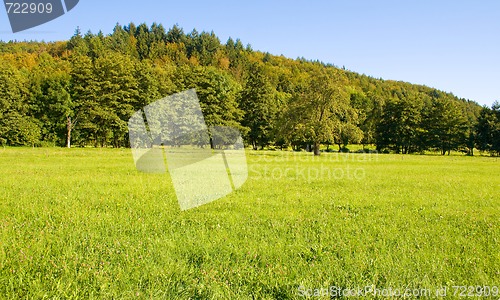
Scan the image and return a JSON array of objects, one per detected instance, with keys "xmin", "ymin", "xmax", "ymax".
[{"xmin": 0, "ymin": 148, "xmax": 499, "ymax": 299}]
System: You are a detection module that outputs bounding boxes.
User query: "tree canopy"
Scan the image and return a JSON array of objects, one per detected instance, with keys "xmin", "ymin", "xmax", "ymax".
[{"xmin": 0, "ymin": 22, "xmax": 496, "ymax": 155}]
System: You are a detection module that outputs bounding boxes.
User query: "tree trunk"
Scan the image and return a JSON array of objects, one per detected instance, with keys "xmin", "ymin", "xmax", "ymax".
[
  {"xmin": 313, "ymin": 142, "xmax": 320, "ymax": 156},
  {"xmin": 66, "ymin": 116, "xmax": 72, "ymax": 148}
]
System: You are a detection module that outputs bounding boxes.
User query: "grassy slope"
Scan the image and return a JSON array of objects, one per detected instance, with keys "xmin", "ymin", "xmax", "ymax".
[{"xmin": 0, "ymin": 148, "xmax": 499, "ymax": 299}]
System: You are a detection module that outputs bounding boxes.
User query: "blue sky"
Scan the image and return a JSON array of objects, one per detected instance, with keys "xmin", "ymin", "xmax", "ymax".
[{"xmin": 1, "ymin": 0, "xmax": 498, "ymax": 106}]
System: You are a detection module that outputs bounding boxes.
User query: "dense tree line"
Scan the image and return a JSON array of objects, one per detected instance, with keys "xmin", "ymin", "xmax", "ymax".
[{"xmin": 0, "ymin": 22, "xmax": 498, "ymax": 155}]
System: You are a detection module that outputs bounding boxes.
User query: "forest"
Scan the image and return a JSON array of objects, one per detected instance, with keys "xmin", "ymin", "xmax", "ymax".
[{"xmin": 0, "ymin": 22, "xmax": 499, "ymax": 155}]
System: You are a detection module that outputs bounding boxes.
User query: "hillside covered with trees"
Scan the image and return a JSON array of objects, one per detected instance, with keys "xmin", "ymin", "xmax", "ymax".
[{"xmin": 0, "ymin": 22, "xmax": 499, "ymax": 155}]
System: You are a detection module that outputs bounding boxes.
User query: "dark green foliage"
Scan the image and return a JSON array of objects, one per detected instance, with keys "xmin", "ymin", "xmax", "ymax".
[
  {"xmin": 92, "ymin": 52, "xmax": 139, "ymax": 147},
  {"xmin": 171, "ymin": 65, "xmax": 243, "ymax": 137},
  {"xmin": 0, "ymin": 59, "xmax": 39, "ymax": 146},
  {"xmin": 0, "ymin": 113, "xmax": 40, "ymax": 146},
  {"xmin": 376, "ymin": 96, "xmax": 423, "ymax": 154},
  {"xmin": 476, "ymin": 102, "xmax": 500, "ymax": 155},
  {"xmin": 0, "ymin": 22, "xmax": 488, "ymax": 154},
  {"xmin": 239, "ymin": 63, "xmax": 277, "ymax": 150},
  {"xmin": 421, "ymin": 98, "xmax": 468, "ymax": 155},
  {"xmin": 186, "ymin": 30, "xmax": 221, "ymax": 66}
]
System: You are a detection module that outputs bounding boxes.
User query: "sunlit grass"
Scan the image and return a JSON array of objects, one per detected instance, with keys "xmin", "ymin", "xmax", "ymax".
[{"xmin": 0, "ymin": 147, "xmax": 499, "ymax": 299}]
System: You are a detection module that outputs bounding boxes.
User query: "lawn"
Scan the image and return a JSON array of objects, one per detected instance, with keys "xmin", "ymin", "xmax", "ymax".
[{"xmin": 0, "ymin": 148, "xmax": 499, "ymax": 299}]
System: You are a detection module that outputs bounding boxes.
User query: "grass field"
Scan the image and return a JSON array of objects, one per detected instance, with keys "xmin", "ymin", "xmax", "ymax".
[{"xmin": 0, "ymin": 147, "xmax": 499, "ymax": 299}]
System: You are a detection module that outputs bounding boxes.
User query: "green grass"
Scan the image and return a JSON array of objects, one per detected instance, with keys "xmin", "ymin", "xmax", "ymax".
[{"xmin": 0, "ymin": 148, "xmax": 499, "ymax": 299}]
